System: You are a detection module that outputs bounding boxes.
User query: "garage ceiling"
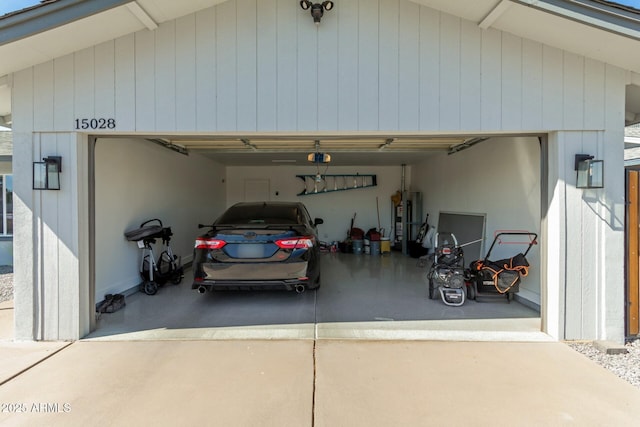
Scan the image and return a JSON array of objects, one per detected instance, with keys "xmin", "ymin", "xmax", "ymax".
[{"xmin": 142, "ymin": 134, "xmax": 492, "ymax": 166}]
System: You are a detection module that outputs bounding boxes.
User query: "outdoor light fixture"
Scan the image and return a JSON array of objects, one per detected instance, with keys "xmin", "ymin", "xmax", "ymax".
[
  {"xmin": 575, "ymin": 154, "xmax": 604, "ymax": 189},
  {"xmin": 300, "ymin": 1, "xmax": 334, "ymax": 24},
  {"xmin": 33, "ymin": 156, "xmax": 62, "ymax": 190}
]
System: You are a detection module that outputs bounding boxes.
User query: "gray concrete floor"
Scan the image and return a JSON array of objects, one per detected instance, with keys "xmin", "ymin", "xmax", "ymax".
[{"xmin": 87, "ymin": 252, "xmax": 543, "ymax": 341}]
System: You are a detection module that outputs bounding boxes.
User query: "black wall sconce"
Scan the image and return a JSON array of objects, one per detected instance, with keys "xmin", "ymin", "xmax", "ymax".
[
  {"xmin": 300, "ymin": 1, "xmax": 334, "ymax": 25},
  {"xmin": 575, "ymin": 154, "xmax": 603, "ymax": 189},
  {"xmin": 33, "ymin": 156, "xmax": 62, "ymax": 190}
]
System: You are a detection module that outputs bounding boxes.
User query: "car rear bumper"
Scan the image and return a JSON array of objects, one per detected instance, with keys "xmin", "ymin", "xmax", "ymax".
[{"xmin": 192, "ymin": 278, "xmax": 316, "ymax": 292}]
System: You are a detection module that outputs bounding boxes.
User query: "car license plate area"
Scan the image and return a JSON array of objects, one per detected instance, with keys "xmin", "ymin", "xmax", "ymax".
[{"xmin": 235, "ymin": 243, "xmax": 269, "ymax": 259}]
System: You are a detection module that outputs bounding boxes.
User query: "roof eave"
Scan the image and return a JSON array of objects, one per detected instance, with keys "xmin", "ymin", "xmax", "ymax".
[
  {"xmin": 512, "ymin": 0, "xmax": 640, "ymax": 41},
  {"xmin": 0, "ymin": 0, "xmax": 131, "ymax": 46}
]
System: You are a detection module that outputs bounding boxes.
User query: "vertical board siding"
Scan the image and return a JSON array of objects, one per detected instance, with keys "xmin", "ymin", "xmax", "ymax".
[
  {"xmin": 176, "ymin": 14, "xmax": 197, "ymax": 132},
  {"xmin": 398, "ymin": 0, "xmax": 419, "ymax": 131},
  {"xmin": 276, "ymin": 0, "xmax": 297, "ymax": 130},
  {"xmin": 459, "ymin": 19, "xmax": 481, "ymax": 131},
  {"xmin": 256, "ymin": 0, "xmax": 277, "ymax": 130},
  {"xmin": 337, "ymin": 0, "xmax": 358, "ymax": 130},
  {"xmin": 134, "ymin": 29, "xmax": 155, "ymax": 130},
  {"xmin": 237, "ymin": 0, "xmax": 257, "ymax": 131},
  {"xmin": 501, "ymin": 32, "xmax": 522, "ymax": 130},
  {"xmin": 53, "ymin": 55, "xmax": 74, "ymax": 131},
  {"xmin": 542, "ymin": 45, "xmax": 563, "ymax": 130},
  {"xmin": 27, "ymin": 0, "xmax": 614, "ymax": 135},
  {"xmin": 317, "ymin": 10, "xmax": 339, "ymax": 130},
  {"xmin": 115, "ymin": 34, "xmax": 136, "ymax": 131},
  {"xmin": 563, "ymin": 52, "xmax": 584, "ymax": 130},
  {"xmin": 216, "ymin": 2, "xmax": 237, "ymax": 130},
  {"xmin": 378, "ymin": 0, "xmax": 400, "ymax": 130},
  {"xmin": 74, "ymin": 48, "xmax": 95, "ymax": 123},
  {"xmin": 94, "ymin": 41, "xmax": 116, "ymax": 123},
  {"xmin": 296, "ymin": 4, "xmax": 318, "ymax": 131},
  {"xmin": 155, "ymin": 21, "xmax": 177, "ymax": 131},
  {"xmin": 522, "ymin": 39, "xmax": 543, "ymax": 130},
  {"xmin": 481, "ymin": 28, "xmax": 502, "ymax": 130},
  {"xmin": 358, "ymin": 0, "xmax": 379, "ymax": 130},
  {"xmin": 583, "ymin": 59, "xmax": 605, "ymax": 130},
  {"xmin": 33, "ymin": 62, "xmax": 54, "ymax": 132},
  {"xmin": 195, "ymin": 7, "xmax": 217, "ymax": 131},
  {"xmin": 419, "ymin": 7, "xmax": 440, "ymax": 130},
  {"xmin": 439, "ymin": 13, "xmax": 461, "ymax": 130}
]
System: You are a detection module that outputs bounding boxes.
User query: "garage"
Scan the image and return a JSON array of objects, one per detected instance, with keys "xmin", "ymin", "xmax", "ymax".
[
  {"xmin": 87, "ymin": 133, "xmax": 542, "ymax": 339},
  {"xmin": 5, "ymin": 0, "xmax": 633, "ymax": 343}
]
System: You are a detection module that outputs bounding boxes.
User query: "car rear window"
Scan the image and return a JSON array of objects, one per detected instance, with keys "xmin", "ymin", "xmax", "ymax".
[{"xmin": 216, "ymin": 204, "xmax": 303, "ymax": 225}]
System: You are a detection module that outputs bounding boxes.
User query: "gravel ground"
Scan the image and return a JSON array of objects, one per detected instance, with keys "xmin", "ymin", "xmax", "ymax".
[
  {"xmin": 0, "ymin": 268, "xmax": 639, "ymax": 389},
  {"xmin": 566, "ymin": 340, "xmax": 640, "ymax": 389},
  {"xmin": 0, "ymin": 266, "xmax": 12, "ymax": 304}
]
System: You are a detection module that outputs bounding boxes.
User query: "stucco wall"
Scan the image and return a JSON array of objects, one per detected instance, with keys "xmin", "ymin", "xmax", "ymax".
[{"xmin": 94, "ymin": 138, "xmax": 226, "ymax": 303}]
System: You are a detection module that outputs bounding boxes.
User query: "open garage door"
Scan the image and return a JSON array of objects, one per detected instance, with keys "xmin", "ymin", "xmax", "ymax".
[{"xmin": 87, "ymin": 134, "xmax": 543, "ymax": 341}]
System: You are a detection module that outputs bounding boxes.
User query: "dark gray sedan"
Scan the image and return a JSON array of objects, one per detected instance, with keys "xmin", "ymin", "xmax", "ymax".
[{"xmin": 192, "ymin": 202, "xmax": 323, "ymax": 294}]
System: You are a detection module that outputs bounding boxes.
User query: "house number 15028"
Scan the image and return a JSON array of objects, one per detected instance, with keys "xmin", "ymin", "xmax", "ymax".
[{"xmin": 74, "ymin": 118, "xmax": 116, "ymax": 130}]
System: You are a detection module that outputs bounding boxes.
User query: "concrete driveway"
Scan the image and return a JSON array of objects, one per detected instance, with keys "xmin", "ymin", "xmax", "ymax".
[{"xmin": 1, "ymin": 339, "xmax": 639, "ymax": 426}]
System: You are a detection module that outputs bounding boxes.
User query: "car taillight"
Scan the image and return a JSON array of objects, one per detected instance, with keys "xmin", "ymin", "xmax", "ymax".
[
  {"xmin": 195, "ymin": 238, "xmax": 226, "ymax": 249},
  {"xmin": 275, "ymin": 237, "xmax": 315, "ymax": 249}
]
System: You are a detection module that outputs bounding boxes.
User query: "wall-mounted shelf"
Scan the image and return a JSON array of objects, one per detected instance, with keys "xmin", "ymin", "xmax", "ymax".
[{"xmin": 296, "ymin": 174, "xmax": 377, "ymax": 196}]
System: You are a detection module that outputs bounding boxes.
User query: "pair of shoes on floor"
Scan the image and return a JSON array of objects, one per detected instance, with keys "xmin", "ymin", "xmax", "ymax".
[{"xmin": 96, "ymin": 293, "xmax": 126, "ymax": 314}]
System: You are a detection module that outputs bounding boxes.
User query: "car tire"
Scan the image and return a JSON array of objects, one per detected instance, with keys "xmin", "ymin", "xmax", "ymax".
[{"xmin": 309, "ymin": 274, "xmax": 321, "ymax": 290}]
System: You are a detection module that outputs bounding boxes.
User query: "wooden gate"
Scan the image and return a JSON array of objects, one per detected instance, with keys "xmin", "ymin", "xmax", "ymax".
[{"xmin": 626, "ymin": 169, "xmax": 640, "ymax": 337}]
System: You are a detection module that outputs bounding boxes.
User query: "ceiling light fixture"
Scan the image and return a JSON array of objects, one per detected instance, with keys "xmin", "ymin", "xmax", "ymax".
[{"xmin": 300, "ymin": 1, "xmax": 334, "ymax": 25}]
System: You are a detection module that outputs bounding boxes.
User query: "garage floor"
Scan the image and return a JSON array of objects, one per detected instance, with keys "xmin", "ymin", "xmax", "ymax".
[{"xmin": 86, "ymin": 252, "xmax": 543, "ymax": 341}]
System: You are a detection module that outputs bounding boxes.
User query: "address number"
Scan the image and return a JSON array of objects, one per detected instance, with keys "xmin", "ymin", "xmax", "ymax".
[{"xmin": 74, "ymin": 118, "xmax": 116, "ymax": 130}]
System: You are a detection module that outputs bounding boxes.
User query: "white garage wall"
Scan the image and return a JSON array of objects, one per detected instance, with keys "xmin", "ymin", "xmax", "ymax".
[
  {"xmin": 94, "ymin": 138, "xmax": 226, "ymax": 302},
  {"xmin": 412, "ymin": 137, "xmax": 541, "ymax": 305},
  {"xmin": 225, "ymin": 165, "xmax": 409, "ymax": 243}
]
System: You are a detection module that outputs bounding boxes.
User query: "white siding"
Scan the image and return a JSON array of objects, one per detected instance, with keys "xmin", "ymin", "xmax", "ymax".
[
  {"xmin": 10, "ymin": 0, "xmax": 630, "ymax": 341},
  {"xmin": 14, "ymin": 0, "xmax": 618, "ymax": 134}
]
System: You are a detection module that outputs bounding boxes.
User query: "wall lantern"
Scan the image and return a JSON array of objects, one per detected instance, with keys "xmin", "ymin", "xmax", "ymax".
[
  {"xmin": 33, "ymin": 156, "xmax": 62, "ymax": 190},
  {"xmin": 575, "ymin": 154, "xmax": 603, "ymax": 189},
  {"xmin": 300, "ymin": 1, "xmax": 334, "ymax": 24}
]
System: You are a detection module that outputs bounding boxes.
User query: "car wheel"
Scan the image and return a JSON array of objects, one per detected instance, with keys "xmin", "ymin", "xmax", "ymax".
[{"xmin": 309, "ymin": 274, "xmax": 321, "ymax": 290}]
